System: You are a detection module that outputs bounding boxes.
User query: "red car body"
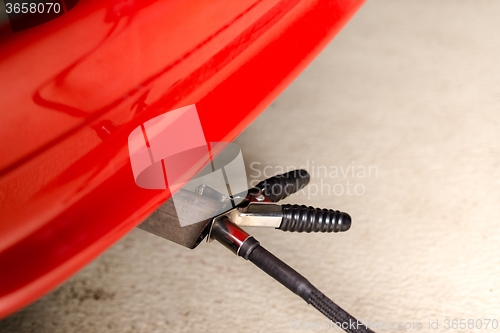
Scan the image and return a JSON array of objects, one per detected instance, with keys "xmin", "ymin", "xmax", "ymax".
[{"xmin": 0, "ymin": 0, "xmax": 364, "ymax": 318}]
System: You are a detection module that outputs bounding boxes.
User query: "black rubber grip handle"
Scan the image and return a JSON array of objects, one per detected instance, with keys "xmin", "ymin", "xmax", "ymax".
[
  {"xmin": 280, "ymin": 204, "xmax": 351, "ymax": 233},
  {"xmin": 254, "ymin": 169, "xmax": 310, "ymax": 203}
]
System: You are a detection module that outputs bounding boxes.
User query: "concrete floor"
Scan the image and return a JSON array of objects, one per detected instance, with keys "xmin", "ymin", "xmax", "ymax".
[{"xmin": 2, "ymin": 0, "xmax": 500, "ymax": 332}]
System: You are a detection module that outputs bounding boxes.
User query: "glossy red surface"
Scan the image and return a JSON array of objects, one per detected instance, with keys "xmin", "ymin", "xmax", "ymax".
[{"xmin": 0, "ymin": 0, "xmax": 365, "ymax": 318}]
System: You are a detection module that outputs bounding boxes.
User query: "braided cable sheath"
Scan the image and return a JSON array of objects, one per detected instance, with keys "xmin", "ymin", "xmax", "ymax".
[
  {"xmin": 309, "ymin": 289, "xmax": 375, "ymax": 333},
  {"xmin": 238, "ymin": 240, "xmax": 376, "ymax": 333}
]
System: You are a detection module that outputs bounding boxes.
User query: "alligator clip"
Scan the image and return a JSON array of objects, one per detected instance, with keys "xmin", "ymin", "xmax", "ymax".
[
  {"xmin": 204, "ymin": 169, "xmax": 351, "ymax": 241},
  {"xmin": 203, "ymin": 170, "xmax": 373, "ymax": 333}
]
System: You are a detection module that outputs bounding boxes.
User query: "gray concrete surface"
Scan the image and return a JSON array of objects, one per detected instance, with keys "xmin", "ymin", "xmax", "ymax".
[{"xmin": 2, "ymin": 0, "xmax": 500, "ymax": 332}]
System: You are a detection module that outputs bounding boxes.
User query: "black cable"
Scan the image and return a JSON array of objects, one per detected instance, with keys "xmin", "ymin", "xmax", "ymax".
[
  {"xmin": 309, "ymin": 289, "xmax": 374, "ymax": 333},
  {"xmin": 239, "ymin": 238, "xmax": 375, "ymax": 333},
  {"xmin": 211, "ymin": 217, "xmax": 374, "ymax": 333}
]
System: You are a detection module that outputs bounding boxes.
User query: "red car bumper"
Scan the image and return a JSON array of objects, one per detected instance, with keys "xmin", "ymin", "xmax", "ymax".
[{"xmin": 0, "ymin": 0, "xmax": 364, "ymax": 318}]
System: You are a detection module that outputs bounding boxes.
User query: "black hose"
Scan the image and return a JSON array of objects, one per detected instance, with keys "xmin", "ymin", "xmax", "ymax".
[
  {"xmin": 238, "ymin": 238, "xmax": 375, "ymax": 333},
  {"xmin": 309, "ymin": 289, "xmax": 374, "ymax": 333}
]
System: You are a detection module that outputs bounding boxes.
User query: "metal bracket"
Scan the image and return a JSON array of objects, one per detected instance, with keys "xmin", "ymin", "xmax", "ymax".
[
  {"xmin": 224, "ymin": 202, "xmax": 283, "ymax": 228},
  {"xmin": 207, "ymin": 202, "xmax": 284, "ymax": 242}
]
